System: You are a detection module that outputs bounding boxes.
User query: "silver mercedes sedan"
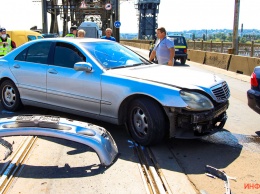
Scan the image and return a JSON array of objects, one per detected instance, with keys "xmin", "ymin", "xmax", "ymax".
[{"xmin": 0, "ymin": 38, "xmax": 230, "ymax": 146}]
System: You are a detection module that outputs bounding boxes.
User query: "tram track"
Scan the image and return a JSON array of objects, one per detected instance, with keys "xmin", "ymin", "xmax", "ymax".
[
  {"xmin": 0, "ymin": 136, "xmax": 37, "ymax": 194},
  {"xmin": 133, "ymin": 143, "xmax": 172, "ymax": 194},
  {"xmin": 1, "ymin": 137, "xmax": 172, "ymax": 194},
  {"xmin": 0, "ymin": 136, "xmax": 196, "ymax": 194}
]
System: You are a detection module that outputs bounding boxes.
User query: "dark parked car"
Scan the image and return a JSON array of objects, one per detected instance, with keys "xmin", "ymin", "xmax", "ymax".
[
  {"xmin": 247, "ymin": 66, "xmax": 260, "ymax": 114},
  {"xmin": 168, "ymin": 35, "xmax": 188, "ymax": 65},
  {"xmin": 0, "ymin": 38, "xmax": 230, "ymax": 146}
]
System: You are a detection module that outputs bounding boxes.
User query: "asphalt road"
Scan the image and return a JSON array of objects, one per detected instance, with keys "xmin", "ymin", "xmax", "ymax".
[{"xmin": 0, "ymin": 47, "xmax": 260, "ymax": 194}]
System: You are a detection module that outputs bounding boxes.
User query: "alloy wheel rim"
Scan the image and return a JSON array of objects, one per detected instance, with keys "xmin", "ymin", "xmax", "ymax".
[
  {"xmin": 3, "ymin": 85, "xmax": 16, "ymax": 107},
  {"xmin": 132, "ymin": 107, "xmax": 148, "ymax": 137}
]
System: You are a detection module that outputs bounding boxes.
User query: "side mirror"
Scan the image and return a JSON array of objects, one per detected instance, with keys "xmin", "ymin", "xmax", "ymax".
[{"xmin": 74, "ymin": 62, "xmax": 92, "ymax": 72}]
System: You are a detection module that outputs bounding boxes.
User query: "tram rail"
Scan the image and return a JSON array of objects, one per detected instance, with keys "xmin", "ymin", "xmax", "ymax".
[
  {"xmin": 133, "ymin": 143, "xmax": 172, "ymax": 194},
  {"xmin": 0, "ymin": 136, "xmax": 37, "ymax": 193}
]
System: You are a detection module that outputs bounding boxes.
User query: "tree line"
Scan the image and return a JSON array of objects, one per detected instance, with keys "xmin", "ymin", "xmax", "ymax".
[{"xmin": 191, "ymin": 32, "xmax": 260, "ymax": 43}]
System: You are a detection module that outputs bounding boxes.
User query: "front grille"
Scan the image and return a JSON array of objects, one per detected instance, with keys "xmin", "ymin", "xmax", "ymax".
[{"xmin": 211, "ymin": 81, "xmax": 230, "ymax": 102}]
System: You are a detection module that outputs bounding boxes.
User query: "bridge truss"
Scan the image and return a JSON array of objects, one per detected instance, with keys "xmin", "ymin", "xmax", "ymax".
[
  {"xmin": 135, "ymin": 0, "xmax": 160, "ymax": 40},
  {"xmin": 36, "ymin": 0, "xmax": 160, "ymax": 40}
]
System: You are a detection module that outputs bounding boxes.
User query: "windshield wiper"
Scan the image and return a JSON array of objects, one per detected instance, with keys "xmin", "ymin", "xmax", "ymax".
[
  {"xmin": 132, "ymin": 63, "xmax": 144, "ymax": 66},
  {"xmin": 108, "ymin": 63, "xmax": 144, "ymax": 70}
]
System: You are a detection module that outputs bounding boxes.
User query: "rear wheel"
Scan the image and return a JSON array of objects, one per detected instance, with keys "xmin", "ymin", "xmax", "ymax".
[
  {"xmin": 127, "ymin": 98, "xmax": 167, "ymax": 146},
  {"xmin": 181, "ymin": 57, "xmax": 186, "ymax": 65},
  {"xmin": 0, "ymin": 80, "xmax": 22, "ymax": 111}
]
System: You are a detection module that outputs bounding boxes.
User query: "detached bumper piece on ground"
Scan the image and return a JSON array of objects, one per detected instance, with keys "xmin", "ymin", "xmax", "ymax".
[
  {"xmin": 0, "ymin": 115, "xmax": 118, "ymax": 166},
  {"xmin": 205, "ymin": 165, "xmax": 236, "ymax": 194}
]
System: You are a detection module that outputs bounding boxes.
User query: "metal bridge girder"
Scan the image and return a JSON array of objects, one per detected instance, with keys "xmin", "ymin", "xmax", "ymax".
[{"xmin": 136, "ymin": 0, "xmax": 160, "ymax": 39}]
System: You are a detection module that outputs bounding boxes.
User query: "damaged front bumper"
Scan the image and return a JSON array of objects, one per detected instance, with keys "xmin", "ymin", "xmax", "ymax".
[
  {"xmin": 166, "ymin": 101, "xmax": 229, "ymax": 138},
  {"xmin": 0, "ymin": 115, "xmax": 118, "ymax": 166}
]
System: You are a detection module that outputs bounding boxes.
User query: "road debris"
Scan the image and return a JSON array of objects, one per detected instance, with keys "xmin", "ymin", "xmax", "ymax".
[
  {"xmin": 205, "ymin": 165, "xmax": 236, "ymax": 194},
  {"xmin": 0, "ymin": 138, "xmax": 13, "ymax": 160}
]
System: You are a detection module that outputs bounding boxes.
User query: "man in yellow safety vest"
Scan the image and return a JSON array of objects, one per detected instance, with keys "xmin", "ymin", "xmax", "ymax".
[
  {"xmin": 0, "ymin": 27, "xmax": 16, "ymax": 56},
  {"xmin": 65, "ymin": 26, "xmax": 78, "ymax": 37}
]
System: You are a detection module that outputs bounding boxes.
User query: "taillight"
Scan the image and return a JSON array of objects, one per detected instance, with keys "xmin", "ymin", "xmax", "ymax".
[
  {"xmin": 251, "ymin": 72, "xmax": 258, "ymax": 87},
  {"xmin": 184, "ymin": 48, "xmax": 187, "ymax": 53}
]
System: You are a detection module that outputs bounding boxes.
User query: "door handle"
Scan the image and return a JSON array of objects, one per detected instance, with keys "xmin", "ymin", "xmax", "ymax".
[
  {"xmin": 48, "ymin": 69, "xmax": 58, "ymax": 74},
  {"xmin": 13, "ymin": 64, "xmax": 20, "ymax": 68}
]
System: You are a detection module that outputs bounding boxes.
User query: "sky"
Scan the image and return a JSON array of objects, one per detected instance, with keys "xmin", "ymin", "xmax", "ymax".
[{"xmin": 0, "ymin": 0, "xmax": 260, "ymax": 33}]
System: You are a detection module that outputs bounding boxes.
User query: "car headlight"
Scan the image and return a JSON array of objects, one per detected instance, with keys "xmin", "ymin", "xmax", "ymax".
[{"xmin": 180, "ymin": 90, "xmax": 214, "ymax": 111}]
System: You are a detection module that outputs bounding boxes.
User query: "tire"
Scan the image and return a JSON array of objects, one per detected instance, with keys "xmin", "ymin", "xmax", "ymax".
[
  {"xmin": 127, "ymin": 98, "xmax": 167, "ymax": 146},
  {"xmin": 0, "ymin": 80, "xmax": 22, "ymax": 111},
  {"xmin": 181, "ymin": 57, "xmax": 186, "ymax": 65}
]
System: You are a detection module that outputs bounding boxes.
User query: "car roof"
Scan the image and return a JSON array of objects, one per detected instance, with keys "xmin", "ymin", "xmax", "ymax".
[
  {"xmin": 1, "ymin": 37, "xmax": 116, "ymax": 61},
  {"xmin": 35, "ymin": 37, "xmax": 113, "ymax": 43},
  {"xmin": 42, "ymin": 33, "xmax": 58, "ymax": 35},
  {"xmin": 7, "ymin": 30, "xmax": 42, "ymax": 36}
]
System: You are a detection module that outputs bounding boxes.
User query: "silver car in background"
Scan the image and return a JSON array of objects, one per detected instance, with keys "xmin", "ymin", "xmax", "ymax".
[{"xmin": 0, "ymin": 38, "xmax": 230, "ymax": 146}]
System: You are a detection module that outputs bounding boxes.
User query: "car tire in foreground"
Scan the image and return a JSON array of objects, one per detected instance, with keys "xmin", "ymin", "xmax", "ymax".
[
  {"xmin": 127, "ymin": 98, "xmax": 167, "ymax": 146},
  {"xmin": 0, "ymin": 80, "xmax": 22, "ymax": 111}
]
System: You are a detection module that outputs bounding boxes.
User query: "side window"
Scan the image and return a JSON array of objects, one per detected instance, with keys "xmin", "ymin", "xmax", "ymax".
[
  {"xmin": 173, "ymin": 38, "xmax": 179, "ymax": 45},
  {"xmin": 53, "ymin": 42, "xmax": 86, "ymax": 68},
  {"xmin": 26, "ymin": 42, "xmax": 52, "ymax": 64},
  {"xmin": 15, "ymin": 48, "xmax": 28, "ymax": 61}
]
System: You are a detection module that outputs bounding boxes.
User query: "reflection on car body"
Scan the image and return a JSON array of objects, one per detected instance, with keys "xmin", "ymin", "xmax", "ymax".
[
  {"xmin": 247, "ymin": 66, "xmax": 260, "ymax": 114},
  {"xmin": 0, "ymin": 38, "xmax": 230, "ymax": 146}
]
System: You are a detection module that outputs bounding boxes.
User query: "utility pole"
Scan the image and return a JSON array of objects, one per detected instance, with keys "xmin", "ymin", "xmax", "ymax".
[
  {"xmin": 232, "ymin": 0, "xmax": 240, "ymax": 55},
  {"xmin": 115, "ymin": 0, "xmax": 120, "ymax": 42},
  {"xmin": 42, "ymin": 0, "xmax": 48, "ymax": 33}
]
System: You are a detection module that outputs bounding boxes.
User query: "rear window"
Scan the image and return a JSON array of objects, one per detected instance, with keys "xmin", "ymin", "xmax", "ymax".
[{"xmin": 169, "ymin": 36, "xmax": 186, "ymax": 46}]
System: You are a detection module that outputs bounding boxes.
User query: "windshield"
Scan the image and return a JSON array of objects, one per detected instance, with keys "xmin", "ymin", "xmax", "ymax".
[{"xmin": 80, "ymin": 41, "xmax": 149, "ymax": 69}]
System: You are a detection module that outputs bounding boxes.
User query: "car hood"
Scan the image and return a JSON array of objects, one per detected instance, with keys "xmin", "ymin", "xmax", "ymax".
[{"xmin": 110, "ymin": 64, "xmax": 222, "ymax": 90}]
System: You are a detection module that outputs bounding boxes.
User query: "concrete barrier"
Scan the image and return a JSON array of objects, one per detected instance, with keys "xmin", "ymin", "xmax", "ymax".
[
  {"xmin": 120, "ymin": 41, "xmax": 150, "ymax": 50},
  {"xmin": 229, "ymin": 55, "xmax": 260, "ymax": 76},
  {"xmin": 248, "ymin": 57, "xmax": 260, "ymax": 74},
  {"xmin": 187, "ymin": 49, "xmax": 206, "ymax": 64},
  {"xmin": 229, "ymin": 55, "xmax": 251, "ymax": 75},
  {"xmin": 204, "ymin": 52, "xmax": 231, "ymax": 70}
]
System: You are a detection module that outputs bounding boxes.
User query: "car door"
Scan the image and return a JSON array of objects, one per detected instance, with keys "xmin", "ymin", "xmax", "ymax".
[
  {"xmin": 10, "ymin": 41, "xmax": 52, "ymax": 103},
  {"xmin": 46, "ymin": 42, "xmax": 101, "ymax": 115}
]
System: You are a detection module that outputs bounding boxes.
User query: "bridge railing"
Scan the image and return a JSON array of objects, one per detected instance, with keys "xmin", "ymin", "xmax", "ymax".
[
  {"xmin": 120, "ymin": 39, "xmax": 260, "ymax": 58},
  {"xmin": 187, "ymin": 40, "xmax": 260, "ymax": 58}
]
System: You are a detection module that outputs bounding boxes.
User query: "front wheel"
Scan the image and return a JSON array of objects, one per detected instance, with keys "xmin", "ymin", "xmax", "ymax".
[
  {"xmin": 127, "ymin": 98, "xmax": 167, "ymax": 146},
  {"xmin": 0, "ymin": 80, "xmax": 22, "ymax": 111}
]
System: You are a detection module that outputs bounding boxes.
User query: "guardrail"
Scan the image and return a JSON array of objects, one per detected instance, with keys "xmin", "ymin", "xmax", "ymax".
[
  {"xmin": 187, "ymin": 40, "xmax": 260, "ymax": 58},
  {"xmin": 120, "ymin": 39, "xmax": 260, "ymax": 58},
  {"xmin": 120, "ymin": 39, "xmax": 260, "ymax": 76}
]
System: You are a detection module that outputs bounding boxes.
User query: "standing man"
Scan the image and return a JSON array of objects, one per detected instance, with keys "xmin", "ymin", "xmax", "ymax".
[
  {"xmin": 101, "ymin": 28, "xmax": 116, "ymax": 41},
  {"xmin": 77, "ymin": 29, "xmax": 86, "ymax": 38},
  {"xmin": 149, "ymin": 27, "xmax": 175, "ymax": 66},
  {"xmin": 0, "ymin": 28, "xmax": 16, "ymax": 56},
  {"xmin": 65, "ymin": 26, "xmax": 78, "ymax": 37}
]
